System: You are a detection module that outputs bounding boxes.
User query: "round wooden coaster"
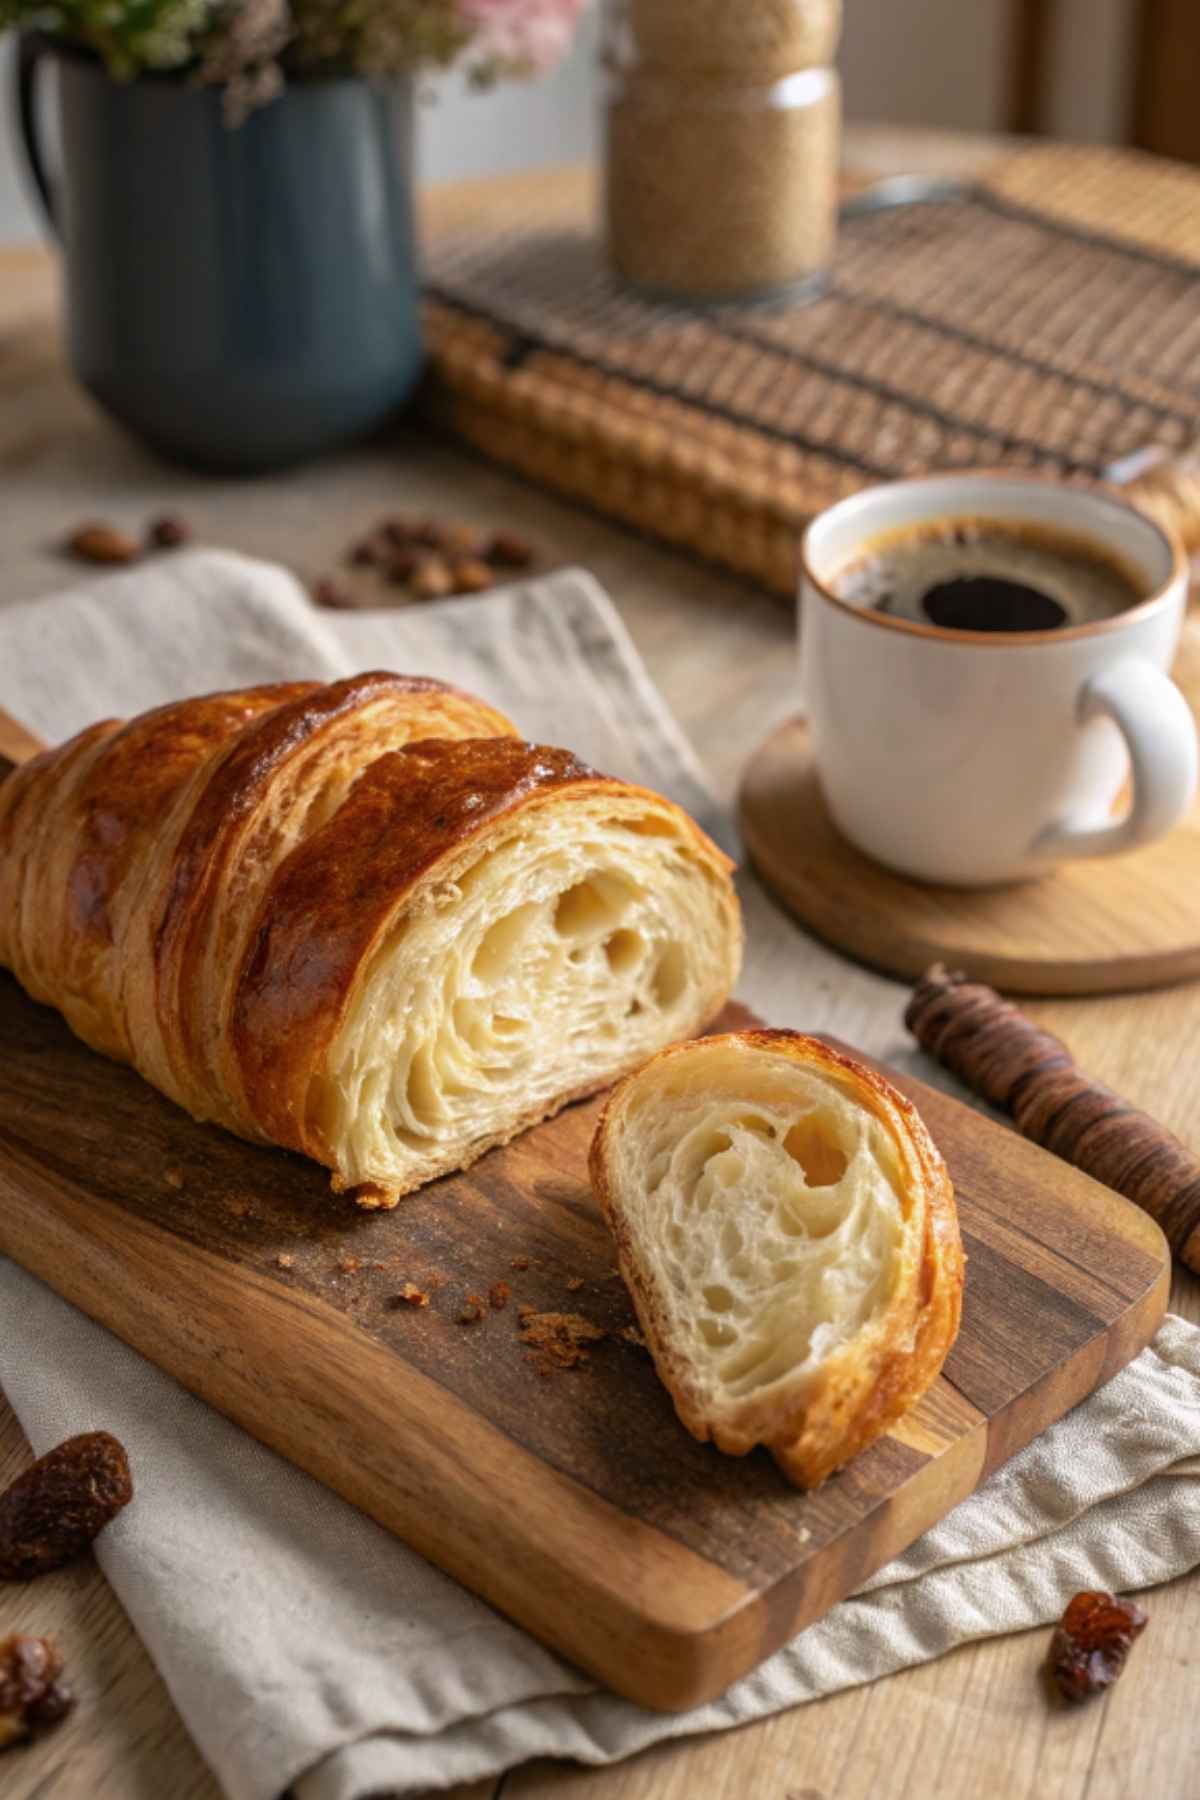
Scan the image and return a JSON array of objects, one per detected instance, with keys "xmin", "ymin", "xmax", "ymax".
[{"xmin": 738, "ymin": 715, "xmax": 1200, "ymax": 997}]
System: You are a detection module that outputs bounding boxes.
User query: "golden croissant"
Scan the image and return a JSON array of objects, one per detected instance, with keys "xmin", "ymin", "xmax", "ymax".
[
  {"xmin": 589, "ymin": 1030, "xmax": 964, "ymax": 1486},
  {"xmin": 0, "ymin": 673, "xmax": 742, "ymax": 1205}
]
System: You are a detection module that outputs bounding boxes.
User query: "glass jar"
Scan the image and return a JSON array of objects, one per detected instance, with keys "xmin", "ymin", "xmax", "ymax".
[{"xmin": 602, "ymin": 0, "xmax": 842, "ymax": 304}]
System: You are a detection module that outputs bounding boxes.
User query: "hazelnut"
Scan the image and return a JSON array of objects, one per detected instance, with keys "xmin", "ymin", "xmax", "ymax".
[
  {"xmin": 450, "ymin": 557, "xmax": 496, "ymax": 596},
  {"xmin": 409, "ymin": 556, "xmax": 455, "ymax": 601},
  {"xmin": 64, "ymin": 522, "xmax": 141, "ymax": 566}
]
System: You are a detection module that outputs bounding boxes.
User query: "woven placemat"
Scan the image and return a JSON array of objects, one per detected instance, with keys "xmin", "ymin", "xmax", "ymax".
[{"xmin": 422, "ymin": 145, "xmax": 1200, "ymax": 595}]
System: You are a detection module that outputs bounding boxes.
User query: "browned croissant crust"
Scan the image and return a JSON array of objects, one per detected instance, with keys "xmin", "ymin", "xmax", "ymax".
[{"xmin": 0, "ymin": 673, "xmax": 742, "ymax": 1205}]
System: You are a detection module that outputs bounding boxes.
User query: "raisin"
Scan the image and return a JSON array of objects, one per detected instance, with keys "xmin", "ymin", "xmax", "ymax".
[
  {"xmin": 486, "ymin": 530, "xmax": 536, "ymax": 569},
  {"xmin": 312, "ymin": 577, "xmax": 355, "ymax": 610},
  {"xmin": 146, "ymin": 514, "xmax": 192, "ymax": 550},
  {"xmin": 0, "ymin": 1635, "xmax": 74, "ymax": 1750},
  {"xmin": 0, "ymin": 1432, "xmax": 133, "ymax": 1580},
  {"xmin": 384, "ymin": 546, "xmax": 421, "ymax": 585},
  {"xmin": 1048, "ymin": 1590, "xmax": 1147, "ymax": 1704}
]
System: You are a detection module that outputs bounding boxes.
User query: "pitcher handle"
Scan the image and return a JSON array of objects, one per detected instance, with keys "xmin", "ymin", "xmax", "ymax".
[{"xmin": 15, "ymin": 32, "xmax": 59, "ymax": 234}]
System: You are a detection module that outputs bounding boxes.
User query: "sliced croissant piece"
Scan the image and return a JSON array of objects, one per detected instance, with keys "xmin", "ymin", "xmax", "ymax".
[
  {"xmin": 589, "ymin": 1031, "xmax": 964, "ymax": 1487},
  {"xmin": 0, "ymin": 675, "xmax": 742, "ymax": 1206}
]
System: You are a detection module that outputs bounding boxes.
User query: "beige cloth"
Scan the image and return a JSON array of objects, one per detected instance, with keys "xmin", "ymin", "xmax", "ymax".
[{"xmin": 0, "ymin": 551, "xmax": 1198, "ymax": 1800}]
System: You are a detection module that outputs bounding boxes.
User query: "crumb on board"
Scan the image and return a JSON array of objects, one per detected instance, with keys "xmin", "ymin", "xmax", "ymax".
[
  {"xmin": 565, "ymin": 1276, "xmax": 584, "ymax": 1292},
  {"xmin": 516, "ymin": 1302, "xmax": 537, "ymax": 1319},
  {"xmin": 510, "ymin": 1254, "xmax": 530, "ymax": 1271},
  {"xmin": 275, "ymin": 1253, "xmax": 294, "ymax": 1270},
  {"xmin": 391, "ymin": 1283, "xmax": 429, "ymax": 1309},
  {"xmin": 618, "ymin": 1325, "xmax": 648, "ymax": 1351},
  {"xmin": 335, "ymin": 1254, "xmax": 362, "ymax": 1274},
  {"xmin": 458, "ymin": 1292, "xmax": 487, "ymax": 1325},
  {"xmin": 163, "ymin": 1167, "xmax": 184, "ymax": 1191},
  {"xmin": 518, "ymin": 1310, "xmax": 607, "ymax": 1373},
  {"xmin": 488, "ymin": 1281, "xmax": 510, "ymax": 1311}
]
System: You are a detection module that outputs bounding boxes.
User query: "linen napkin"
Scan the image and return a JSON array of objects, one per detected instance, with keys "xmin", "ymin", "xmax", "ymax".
[{"xmin": 1, "ymin": 550, "xmax": 1198, "ymax": 1800}]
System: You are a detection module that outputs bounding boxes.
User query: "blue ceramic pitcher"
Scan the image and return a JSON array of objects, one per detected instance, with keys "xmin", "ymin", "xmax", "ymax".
[{"xmin": 15, "ymin": 34, "xmax": 424, "ymax": 471}]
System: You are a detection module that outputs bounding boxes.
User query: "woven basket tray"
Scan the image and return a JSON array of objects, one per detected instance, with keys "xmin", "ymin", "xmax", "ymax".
[{"xmin": 422, "ymin": 145, "xmax": 1200, "ymax": 595}]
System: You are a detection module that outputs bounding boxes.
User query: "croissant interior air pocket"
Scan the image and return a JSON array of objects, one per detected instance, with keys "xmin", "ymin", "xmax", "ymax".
[
  {"xmin": 599, "ymin": 1069, "xmax": 905, "ymax": 1398},
  {"xmin": 323, "ymin": 798, "xmax": 740, "ymax": 1194}
]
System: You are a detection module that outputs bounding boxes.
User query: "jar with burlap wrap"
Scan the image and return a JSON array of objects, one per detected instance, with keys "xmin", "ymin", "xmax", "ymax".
[{"xmin": 602, "ymin": 0, "xmax": 842, "ymax": 303}]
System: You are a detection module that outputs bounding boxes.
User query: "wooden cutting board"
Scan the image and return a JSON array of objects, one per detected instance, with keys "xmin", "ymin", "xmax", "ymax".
[{"xmin": 0, "ymin": 962, "xmax": 1168, "ymax": 1712}]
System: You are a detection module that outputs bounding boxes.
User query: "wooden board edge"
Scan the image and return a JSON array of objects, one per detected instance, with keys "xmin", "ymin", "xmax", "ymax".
[
  {"xmin": 0, "ymin": 1140, "xmax": 757, "ymax": 1713},
  {"xmin": 0, "ymin": 1023, "xmax": 1173, "ymax": 1713},
  {"xmin": 711, "ymin": 1244, "xmax": 1171, "ymax": 1700}
]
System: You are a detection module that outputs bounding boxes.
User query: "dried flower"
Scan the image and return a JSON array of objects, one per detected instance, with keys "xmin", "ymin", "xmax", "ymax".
[
  {"xmin": 0, "ymin": 0, "xmax": 588, "ymax": 114},
  {"xmin": 459, "ymin": 0, "xmax": 588, "ymax": 80}
]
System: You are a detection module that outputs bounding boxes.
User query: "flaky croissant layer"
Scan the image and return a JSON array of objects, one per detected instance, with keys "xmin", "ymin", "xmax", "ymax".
[
  {"xmin": 0, "ymin": 674, "xmax": 742, "ymax": 1204},
  {"xmin": 590, "ymin": 1032, "xmax": 964, "ymax": 1487}
]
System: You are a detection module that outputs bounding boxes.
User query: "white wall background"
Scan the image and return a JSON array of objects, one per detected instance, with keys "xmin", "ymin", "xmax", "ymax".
[{"xmin": 0, "ymin": 0, "xmax": 1137, "ymax": 245}]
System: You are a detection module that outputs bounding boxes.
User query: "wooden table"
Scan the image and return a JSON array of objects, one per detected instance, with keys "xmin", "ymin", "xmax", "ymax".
[{"xmin": 2, "ymin": 127, "xmax": 1198, "ymax": 1800}]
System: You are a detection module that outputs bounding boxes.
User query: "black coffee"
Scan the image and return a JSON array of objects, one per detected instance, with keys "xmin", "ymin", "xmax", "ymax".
[
  {"xmin": 921, "ymin": 575, "xmax": 1067, "ymax": 633},
  {"xmin": 830, "ymin": 518, "xmax": 1145, "ymax": 633}
]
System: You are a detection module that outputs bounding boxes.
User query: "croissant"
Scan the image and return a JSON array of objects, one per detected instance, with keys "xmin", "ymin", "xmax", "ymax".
[
  {"xmin": 589, "ymin": 1031, "xmax": 964, "ymax": 1486},
  {"xmin": 0, "ymin": 673, "xmax": 742, "ymax": 1206}
]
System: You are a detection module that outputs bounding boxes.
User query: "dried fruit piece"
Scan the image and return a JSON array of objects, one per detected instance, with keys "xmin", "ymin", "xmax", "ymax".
[
  {"xmin": 0, "ymin": 1432, "xmax": 133, "ymax": 1580},
  {"xmin": 458, "ymin": 1292, "xmax": 487, "ymax": 1324},
  {"xmin": 313, "ymin": 577, "xmax": 355, "ymax": 610},
  {"xmin": 147, "ymin": 514, "xmax": 191, "ymax": 550},
  {"xmin": 486, "ymin": 530, "xmax": 535, "ymax": 570},
  {"xmin": 1048, "ymin": 1590, "xmax": 1148, "ymax": 1704},
  {"xmin": 0, "ymin": 1636, "xmax": 74, "ymax": 1750},
  {"xmin": 64, "ymin": 521, "xmax": 141, "ymax": 566},
  {"xmin": 488, "ymin": 1281, "xmax": 511, "ymax": 1311},
  {"xmin": 384, "ymin": 546, "xmax": 421, "ymax": 585}
]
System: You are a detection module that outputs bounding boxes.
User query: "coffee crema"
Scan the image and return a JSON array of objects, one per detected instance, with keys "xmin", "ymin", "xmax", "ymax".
[{"xmin": 829, "ymin": 517, "xmax": 1148, "ymax": 634}]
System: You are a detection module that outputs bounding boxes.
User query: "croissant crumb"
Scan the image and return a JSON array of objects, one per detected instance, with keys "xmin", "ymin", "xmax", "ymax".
[{"xmin": 589, "ymin": 1031, "xmax": 963, "ymax": 1487}]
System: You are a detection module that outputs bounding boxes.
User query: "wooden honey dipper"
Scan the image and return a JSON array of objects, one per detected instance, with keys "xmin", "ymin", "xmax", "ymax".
[{"xmin": 906, "ymin": 965, "xmax": 1200, "ymax": 1274}]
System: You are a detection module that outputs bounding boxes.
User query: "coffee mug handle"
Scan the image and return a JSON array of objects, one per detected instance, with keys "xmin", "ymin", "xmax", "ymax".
[
  {"xmin": 15, "ymin": 32, "xmax": 58, "ymax": 235},
  {"xmin": 1034, "ymin": 659, "xmax": 1198, "ymax": 862}
]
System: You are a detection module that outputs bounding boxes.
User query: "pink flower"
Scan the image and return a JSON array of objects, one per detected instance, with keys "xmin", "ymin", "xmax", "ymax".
[{"xmin": 458, "ymin": 0, "xmax": 589, "ymax": 75}]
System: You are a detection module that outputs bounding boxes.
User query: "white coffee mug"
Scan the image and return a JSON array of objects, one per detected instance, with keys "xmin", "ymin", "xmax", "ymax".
[{"xmin": 800, "ymin": 471, "xmax": 1197, "ymax": 886}]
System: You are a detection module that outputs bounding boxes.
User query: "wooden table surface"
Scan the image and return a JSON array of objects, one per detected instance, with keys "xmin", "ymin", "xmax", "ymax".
[{"xmin": 2, "ymin": 126, "xmax": 1198, "ymax": 1800}]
